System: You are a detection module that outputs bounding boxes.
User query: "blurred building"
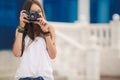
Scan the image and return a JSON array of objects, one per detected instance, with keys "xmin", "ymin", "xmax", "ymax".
[
  {"xmin": 0, "ymin": 0, "xmax": 120, "ymax": 49},
  {"xmin": 0, "ymin": 0, "xmax": 24, "ymax": 49},
  {"xmin": 0, "ymin": 0, "xmax": 120, "ymax": 80}
]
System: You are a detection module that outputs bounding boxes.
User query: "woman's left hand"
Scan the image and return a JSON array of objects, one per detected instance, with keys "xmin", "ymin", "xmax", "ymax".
[{"xmin": 34, "ymin": 18, "xmax": 49, "ymax": 32}]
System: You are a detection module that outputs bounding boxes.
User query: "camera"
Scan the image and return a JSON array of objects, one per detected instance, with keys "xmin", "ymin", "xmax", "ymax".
[{"xmin": 24, "ymin": 11, "xmax": 41, "ymax": 22}]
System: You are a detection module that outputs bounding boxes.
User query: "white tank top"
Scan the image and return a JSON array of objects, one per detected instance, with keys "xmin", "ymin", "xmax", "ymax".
[{"xmin": 15, "ymin": 35, "xmax": 53, "ymax": 80}]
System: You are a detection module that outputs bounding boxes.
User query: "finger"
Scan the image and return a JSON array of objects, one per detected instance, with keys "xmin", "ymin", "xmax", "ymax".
[
  {"xmin": 20, "ymin": 16, "xmax": 28, "ymax": 22},
  {"xmin": 20, "ymin": 10, "xmax": 26, "ymax": 14},
  {"xmin": 41, "ymin": 20, "xmax": 47, "ymax": 26},
  {"xmin": 43, "ymin": 23, "xmax": 47, "ymax": 26},
  {"xmin": 39, "ymin": 13, "xmax": 44, "ymax": 18},
  {"xmin": 37, "ymin": 18, "xmax": 43, "ymax": 21},
  {"xmin": 23, "ymin": 19, "xmax": 29, "ymax": 23},
  {"xmin": 20, "ymin": 14, "xmax": 28, "ymax": 20},
  {"xmin": 40, "ymin": 20, "xmax": 43, "ymax": 24},
  {"xmin": 38, "ymin": 18, "xmax": 45, "ymax": 24},
  {"xmin": 23, "ymin": 15, "xmax": 28, "ymax": 19},
  {"xmin": 22, "ymin": 13, "xmax": 28, "ymax": 16},
  {"xmin": 43, "ymin": 25, "xmax": 49, "ymax": 31},
  {"xmin": 42, "ymin": 28, "xmax": 47, "ymax": 32},
  {"xmin": 37, "ymin": 18, "xmax": 44, "ymax": 25},
  {"xmin": 21, "ymin": 13, "xmax": 28, "ymax": 17},
  {"xmin": 36, "ymin": 18, "xmax": 47, "ymax": 27},
  {"xmin": 41, "ymin": 22, "xmax": 45, "ymax": 26},
  {"xmin": 20, "ymin": 10, "xmax": 26, "ymax": 16},
  {"xmin": 44, "ymin": 29, "xmax": 49, "ymax": 32},
  {"xmin": 37, "ymin": 17, "xmax": 47, "ymax": 22}
]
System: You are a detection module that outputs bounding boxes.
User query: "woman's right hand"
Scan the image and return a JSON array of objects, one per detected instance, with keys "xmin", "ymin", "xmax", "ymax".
[{"xmin": 19, "ymin": 10, "xmax": 29, "ymax": 27}]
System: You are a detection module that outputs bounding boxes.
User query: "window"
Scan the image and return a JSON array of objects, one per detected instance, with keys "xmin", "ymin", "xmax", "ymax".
[
  {"xmin": 0, "ymin": 0, "xmax": 24, "ymax": 49},
  {"xmin": 43, "ymin": 0, "xmax": 78, "ymax": 22}
]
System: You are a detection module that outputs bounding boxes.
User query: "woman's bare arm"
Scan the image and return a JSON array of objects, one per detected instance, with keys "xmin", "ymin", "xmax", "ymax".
[
  {"xmin": 33, "ymin": 17, "xmax": 57, "ymax": 59},
  {"xmin": 13, "ymin": 10, "xmax": 29, "ymax": 57},
  {"xmin": 13, "ymin": 28, "xmax": 23, "ymax": 57},
  {"xmin": 44, "ymin": 25, "xmax": 57, "ymax": 59}
]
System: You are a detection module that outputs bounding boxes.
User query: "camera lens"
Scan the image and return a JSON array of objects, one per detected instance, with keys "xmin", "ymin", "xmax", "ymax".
[{"xmin": 31, "ymin": 15, "xmax": 35, "ymax": 19}]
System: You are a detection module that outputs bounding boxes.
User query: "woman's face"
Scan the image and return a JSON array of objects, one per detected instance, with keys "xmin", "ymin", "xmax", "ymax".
[{"xmin": 30, "ymin": 3, "xmax": 43, "ymax": 18}]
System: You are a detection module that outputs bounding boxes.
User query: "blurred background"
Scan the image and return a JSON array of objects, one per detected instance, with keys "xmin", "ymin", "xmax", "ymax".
[{"xmin": 0, "ymin": 0, "xmax": 120, "ymax": 80}]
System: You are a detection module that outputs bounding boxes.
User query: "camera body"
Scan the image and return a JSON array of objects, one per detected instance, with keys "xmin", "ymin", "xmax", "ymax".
[{"xmin": 25, "ymin": 11, "xmax": 40, "ymax": 22}]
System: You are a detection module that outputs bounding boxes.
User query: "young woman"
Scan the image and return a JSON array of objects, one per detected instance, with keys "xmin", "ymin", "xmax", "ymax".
[{"xmin": 13, "ymin": 0, "xmax": 56, "ymax": 80}]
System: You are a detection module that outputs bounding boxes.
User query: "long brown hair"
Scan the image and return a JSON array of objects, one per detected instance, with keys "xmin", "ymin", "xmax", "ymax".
[{"xmin": 21, "ymin": 0, "xmax": 46, "ymax": 56}]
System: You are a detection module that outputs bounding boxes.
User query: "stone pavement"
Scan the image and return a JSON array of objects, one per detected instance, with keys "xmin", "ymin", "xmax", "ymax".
[
  {"xmin": 0, "ymin": 50, "xmax": 67, "ymax": 80},
  {"xmin": 0, "ymin": 50, "xmax": 19, "ymax": 80},
  {"xmin": 101, "ymin": 76, "xmax": 120, "ymax": 80},
  {"xmin": 0, "ymin": 50, "xmax": 120, "ymax": 80}
]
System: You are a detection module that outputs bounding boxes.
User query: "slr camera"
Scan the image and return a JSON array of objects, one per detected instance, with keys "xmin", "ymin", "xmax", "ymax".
[{"xmin": 24, "ymin": 11, "xmax": 41, "ymax": 22}]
